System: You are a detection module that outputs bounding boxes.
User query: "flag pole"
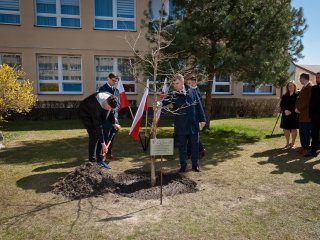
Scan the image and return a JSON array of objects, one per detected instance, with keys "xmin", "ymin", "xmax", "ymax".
[
  {"xmin": 128, "ymin": 106, "xmax": 135, "ymax": 120},
  {"xmin": 144, "ymin": 80, "xmax": 149, "ymax": 151}
]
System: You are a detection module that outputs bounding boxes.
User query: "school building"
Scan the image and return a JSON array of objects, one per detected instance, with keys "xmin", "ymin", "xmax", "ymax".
[{"xmin": 0, "ymin": 0, "xmax": 316, "ymax": 110}]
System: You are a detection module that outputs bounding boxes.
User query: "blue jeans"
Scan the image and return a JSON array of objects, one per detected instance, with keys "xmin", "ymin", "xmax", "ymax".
[{"xmin": 299, "ymin": 122, "xmax": 312, "ymax": 150}]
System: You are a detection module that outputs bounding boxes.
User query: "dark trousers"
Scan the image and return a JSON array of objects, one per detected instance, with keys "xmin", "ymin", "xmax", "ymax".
[
  {"xmin": 310, "ymin": 120, "xmax": 320, "ymax": 154},
  {"xmin": 86, "ymin": 128, "xmax": 103, "ymax": 162},
  {"xmin": 176, "ymin": 133, "xmax": 199, "ymax": 168},
  {"xmin": 80, "ymin": 117, "xmax": 103, "ymax": 162},
  {"xmin": 187, "ymin": 140, "xmax": 204, "ymax": 156},
  {"xmin": 299, "ymin": 122, "xmax": 312, "ymax": 150},
  {"xmin": 103, "ymin": 126, "xmax": 116, "ymax": 155}
]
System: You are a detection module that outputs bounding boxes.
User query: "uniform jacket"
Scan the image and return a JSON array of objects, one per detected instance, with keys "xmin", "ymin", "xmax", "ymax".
[
  {"xmin": 78, "ymin": 92, "xmax": 115, "ymax": 143},
  {"xmin": 296, "ymin": 82, "xmax": 312, "ymax": 123},
  {"xmin": 99, "ymin": 83, "xmax": 120, "ymax": 117},
  {"xmin": 309, "ymin": 84, "xmax": 320, "ymax": 121},
  {"xmin": 162, "ymin": 85, "xmax": 206, "ymax": 135}
]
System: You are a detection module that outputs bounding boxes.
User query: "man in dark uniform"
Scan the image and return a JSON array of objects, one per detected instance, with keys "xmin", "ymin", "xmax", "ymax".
[
  {"xmin": 78, "ymin": 92, "xmax": 119, "ymax": 169},
  {"xmin": 99, "ymin": 72, "xmax": 120, "ymax": 160},
  {"xmin": 161, "ymin": 74, "xmax": 206, "ymax": 172},
  {"xmin": 187, "ymin": 76, "xmax": 206, "ymax": 159}
]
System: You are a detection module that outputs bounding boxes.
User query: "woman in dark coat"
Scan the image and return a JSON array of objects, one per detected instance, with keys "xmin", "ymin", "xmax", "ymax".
[{"xmin": 280, "ymin": 80, "xmax": 299, "ymax": 149}]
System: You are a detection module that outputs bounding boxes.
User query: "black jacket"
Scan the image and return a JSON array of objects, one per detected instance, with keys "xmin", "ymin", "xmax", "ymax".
[
  {"xmin": 309, "ymin": 85, "xmax": 320, "ymax": 121},
  {"xmin": 78, "ymin": 92, "xmax": 115, "ymax": 143}
]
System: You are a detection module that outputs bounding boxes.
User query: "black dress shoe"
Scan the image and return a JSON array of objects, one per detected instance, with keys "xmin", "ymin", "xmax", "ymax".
[
  {"xmin": 304, "ymin": 151, "xmax": 317, "ymax": 157},
  {"xmin": 199, "ymin": 149, "xmax": 206, "ymax": 159},
  {"xmin": 192, "ymin": 166, "xmax": 201, "ymax": 172},
  {"xmin": 179, "ymin": 166, "xmax": 186, "ymax": 173}
]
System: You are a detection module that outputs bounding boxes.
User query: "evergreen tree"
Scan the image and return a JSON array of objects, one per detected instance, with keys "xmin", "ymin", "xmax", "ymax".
[{"xmin": 168, "ymin": 0, "xmax": 306, "ymax": 127}]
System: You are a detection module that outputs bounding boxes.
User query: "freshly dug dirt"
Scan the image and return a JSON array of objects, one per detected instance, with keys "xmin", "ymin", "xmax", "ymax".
[
  {"xmin": 52, "ymin": 164, "xmax": 198, "ymax": 200},
  {"xmin": 115, "ymin": 169, "xmax": 198, "ymax": 200},
  {"xmin": 52, "ymin": 162, "xmax": 116, "ymax": 200}
]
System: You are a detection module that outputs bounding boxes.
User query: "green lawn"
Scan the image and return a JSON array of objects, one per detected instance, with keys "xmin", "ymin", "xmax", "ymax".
[{"xmin": 0, "ymin": 117, "xmax": 319, "ymax": 240}]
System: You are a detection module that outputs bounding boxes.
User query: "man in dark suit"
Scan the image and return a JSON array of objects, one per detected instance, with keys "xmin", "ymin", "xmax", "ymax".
[
  {"xmin": 78, "ymin": 92, "xmax": 119, "ymax": 169},
  {"xmin": 162, "ymin": 74, "xmax": 206, "ymax": 172},
  {"xmin": 306, "ymin": 72, "xmax": 320, "ymax": 157},
  {"xmin": 187, "ymin": 76, "xmax": 206, "ymax": 159},
  {"xmin": 99, "ymin": 73, "xmax": 120, "ymax": 160}
]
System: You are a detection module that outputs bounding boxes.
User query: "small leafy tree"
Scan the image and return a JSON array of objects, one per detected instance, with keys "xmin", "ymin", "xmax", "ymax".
[
  {"xmin": 0, "ymin": 64, "xmax": 37, "ymax": 120},
  {"xmin": 125, "ymin": 0, "xmax": 181, "ymax": 186}
]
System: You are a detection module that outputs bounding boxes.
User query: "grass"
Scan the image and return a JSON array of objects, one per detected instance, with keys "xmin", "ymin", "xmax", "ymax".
[{"xmin": 0, "ymin": 117, "xmax": 320, "ymax": 240}]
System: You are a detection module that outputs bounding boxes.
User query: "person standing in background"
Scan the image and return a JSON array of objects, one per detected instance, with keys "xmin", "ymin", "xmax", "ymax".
[
  {"xmin": 305, "ymin": 72, "xmax": 320, "ymax": 157},
  {"xmin": 99, "ymin": 73, "xmax": 120, "ymax": 160},
  {"xmin": 295, "ymin": 73, "xmax": 313, "ymax": 156},
  {"xmin": 186, "ymin": 76, "xmax": 206, "ymax": 159},
  {"xmin": 279, "ymin": 80, "xmax": 299, "ymax": 149}
]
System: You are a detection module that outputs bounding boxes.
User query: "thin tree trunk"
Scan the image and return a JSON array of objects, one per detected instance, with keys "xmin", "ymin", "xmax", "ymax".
[{"xmin": 204, "ymin": 71, "xmax": 215, "ymax": 129}]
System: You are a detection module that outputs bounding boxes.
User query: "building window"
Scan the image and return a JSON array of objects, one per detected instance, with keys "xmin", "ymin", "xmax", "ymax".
[
  {"xmin": 0, "ymin": 53, "xmax": 21, "ymax": 68},
  {"xmin": 149, "ymin": 0, "xmax": 172, "ymax": 21},
  {"xmin": 242, "ymin": 83, "xmax": 274, "ymax": 95},
  {"xmin": 95, "ymin": 56, "xmax": 135, "ymax": 94},
  {"xmin": 212, "ymin": 74, "xmax": 231, "ymax": 94},
  {"xmin": 0, "ymin": 0, "xmax": 20, "ymax": 25},
  {"xmin": 148, "ymin": 81, "xmax": 163, "ymax": 94},
  {"xmin": 35, "ymin": 0, "xmax": 80, "ymax": 28},
  {"xmin": 37, "ymin": 55, "xmax": 82, "ymax": 94},
  {"xmin": 94, "ymin": 0, "xmax": 135, "ymax": 30}
]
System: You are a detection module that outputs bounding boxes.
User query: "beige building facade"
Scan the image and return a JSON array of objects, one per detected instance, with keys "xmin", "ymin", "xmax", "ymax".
[
  {"xmin": 0, "ymin": 0, "xmax": 285, "ymax": 106},
  {"xmin": 0, "ymin": 0, "xmax": 149, "ymax": 104},
  {"xmin": 293, "ymin": 64, "xmax": 320, "ymax": 89}
]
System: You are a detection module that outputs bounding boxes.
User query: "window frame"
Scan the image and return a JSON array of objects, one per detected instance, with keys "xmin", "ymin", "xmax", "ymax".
[
  {"xmin": 149, "ymin": 0, "xmax": 171, "ymax": 21},
  {"xmin": 93, "ymin": 0, "xmax": 136, "ymax": 31},
  {"xmin": 242, "ymin": 82, "xmax": 275, "ymax": 95},
  {"xmin": 0, "ymin": 53, "xmax": 23, "ymax": 81},
  {"xmin": 0, "ymin": 0, "xmax": 20, "ymax": 25},
  {"xmin": 0, "ymin": 53, "xmax": 22, "ymax": 67},
  {"xmin": 94, "ymin": 56, "xmax": 136, "ymax": 94},
  {"xmin": 34, "ymin": 0, "xmax": 81, "ymax": 28},
  {"xmin": 212, "ymin": 74, "xmax": 232, "ymax": 95},
  {"xmin": 37, "ymin": 54, "xmax": 83, "ymax": 94}
]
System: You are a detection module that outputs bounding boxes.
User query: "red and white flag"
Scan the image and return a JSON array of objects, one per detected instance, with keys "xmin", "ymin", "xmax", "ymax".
[
  {"xmin": 129, "ymin": 80, "xmax": 149, "ymax": 140},
  {"xmin": 155, "ymin": 78, "xmax": 169, "ymax": 127},
  {"xmin": 116, "ymin": 78, "xmax": 130, "ymax": 112}
]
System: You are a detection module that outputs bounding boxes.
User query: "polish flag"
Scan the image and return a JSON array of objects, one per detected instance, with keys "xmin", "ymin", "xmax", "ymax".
[
  {"xmin": 116, "ymin": 78, "xmax": 130, "ymax": 112},
  {"xmin": 155, "ymin": 78, "xmax": 169, "ymax": 127},
  {"xmin": 129, "ymin": 80, "xmax": 149, "ymax": 140}
]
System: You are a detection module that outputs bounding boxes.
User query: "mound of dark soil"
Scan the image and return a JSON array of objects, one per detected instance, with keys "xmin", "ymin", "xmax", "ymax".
[
  {"xmin": 52, "ymin": 162, "xmax": 116, "ymax": 200},
  {"xmin": 115, "ymin": 170, "xmax": 198, "ymax": 200},
  {"xmin": 52, "ymin": 164, "xmax": 198, "ymax": 200}
]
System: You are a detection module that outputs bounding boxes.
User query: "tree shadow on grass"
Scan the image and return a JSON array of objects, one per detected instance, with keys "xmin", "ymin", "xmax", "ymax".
[
  {"xmin": 32, "ymin": 159, "xmax": 83, "ymax": 172},
  {"xmin": 0, "ymin": 136, "xmax": 87, "ymax": 165},
  {"xmin": 97, "ymin": 205, "xmax": 157, "ymax": 222},
  {"xmin": 16, "ymin": 172, "xmax": 69, "ymax": 193},
  {"xmin": 128, "ymin": 128, "xmax": 261, "ymax": 171},
  {"xmin": 1, "ymin": 119, "xmax": 84, "ymax": 131},
  {"xmin": 251, "ymin": 148, "xmax": 320, "ymax": 184}
]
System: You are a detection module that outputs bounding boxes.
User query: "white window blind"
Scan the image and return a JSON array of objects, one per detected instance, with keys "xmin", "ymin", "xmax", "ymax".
[{"xmin": 0, "ymin": 0, "xmax": 19, "ymax": 11}]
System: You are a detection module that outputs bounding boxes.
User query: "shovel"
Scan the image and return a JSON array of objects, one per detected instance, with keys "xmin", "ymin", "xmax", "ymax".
[{"xmin": 102, "ymin": 130, "xmax": 117, "ymax": 160}]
